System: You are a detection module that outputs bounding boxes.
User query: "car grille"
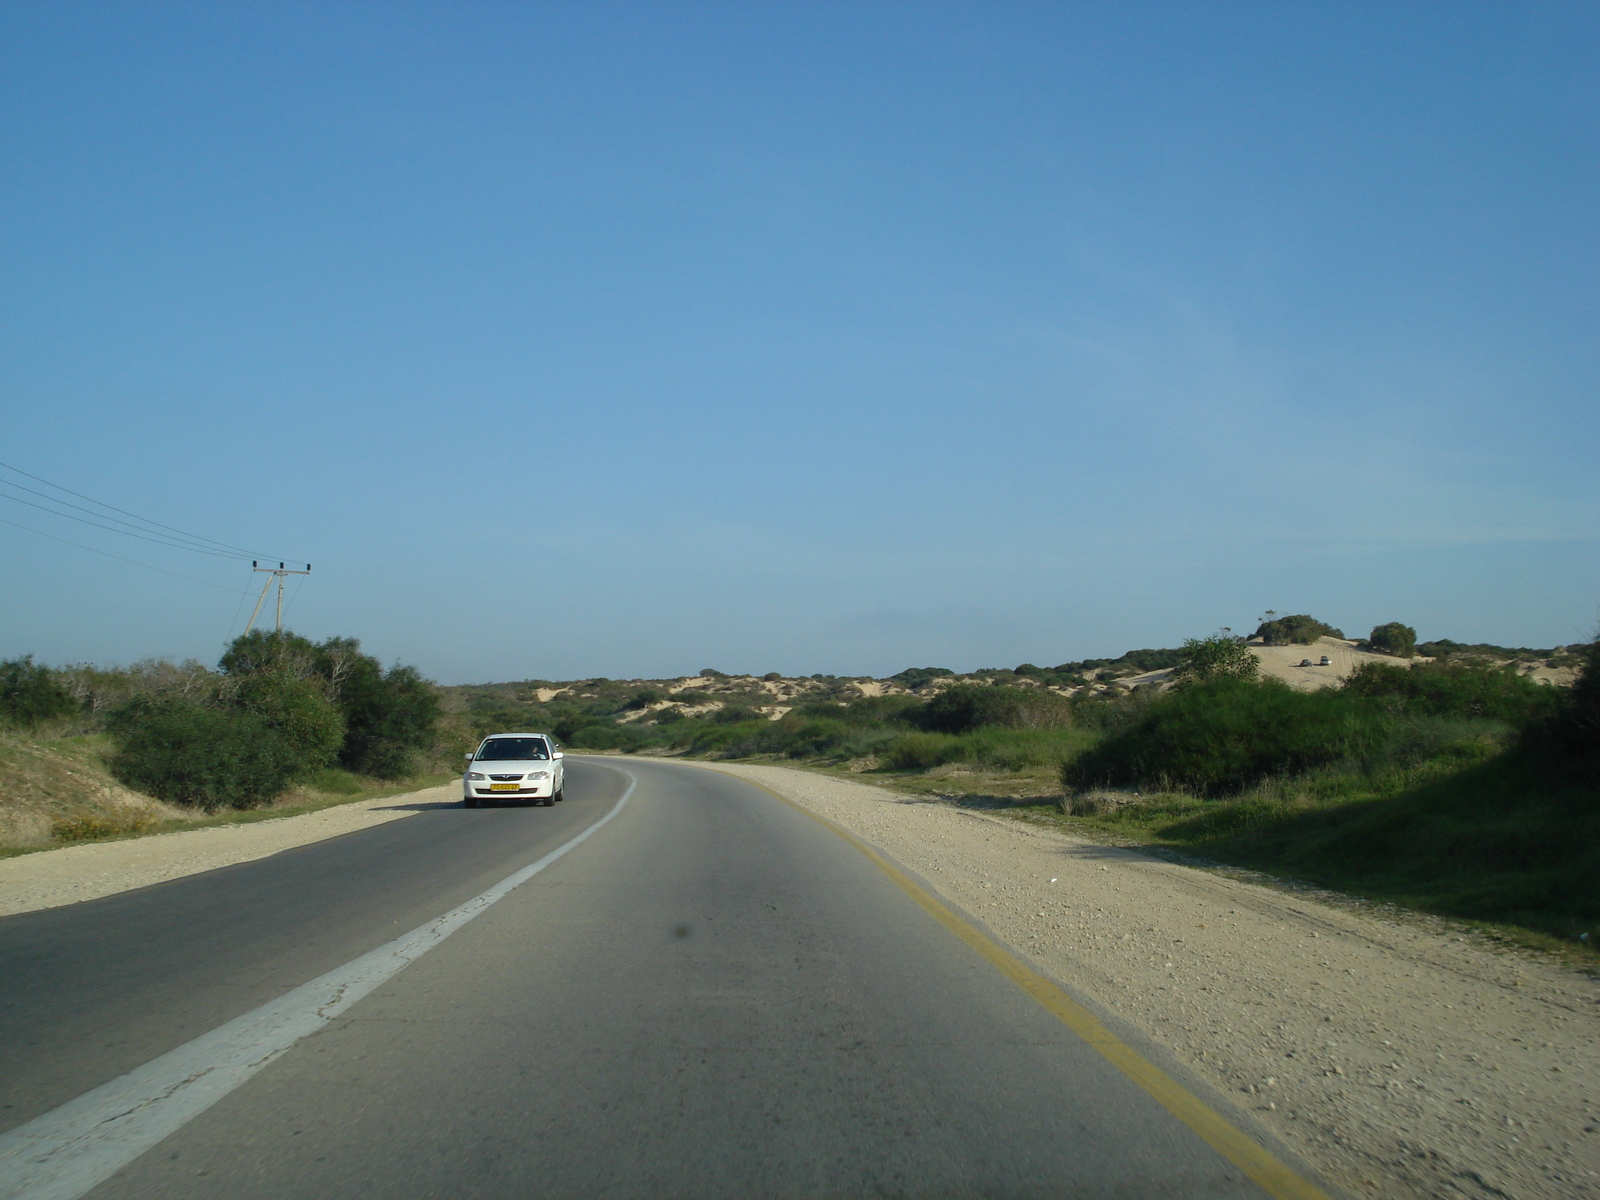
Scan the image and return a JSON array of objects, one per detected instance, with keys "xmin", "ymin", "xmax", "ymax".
[{"xmin": 488, "ymin": 774, "xmax": 524, "ymax": 781}]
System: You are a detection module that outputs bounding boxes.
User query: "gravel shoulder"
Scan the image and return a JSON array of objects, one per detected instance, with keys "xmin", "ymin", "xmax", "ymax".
[
  {"xmin": 699, "ymin": 761, "xmax": 1600, "ymax": 1200},
  {"xmin": 0, "ymin": 782, "xmax": 456, "ymax": 916}
]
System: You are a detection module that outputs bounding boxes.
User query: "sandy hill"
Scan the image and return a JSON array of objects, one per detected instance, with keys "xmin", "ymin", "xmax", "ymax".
[{"xmin": 1118, "ymin": 637, "xmax": 1408, "ymax": 693}]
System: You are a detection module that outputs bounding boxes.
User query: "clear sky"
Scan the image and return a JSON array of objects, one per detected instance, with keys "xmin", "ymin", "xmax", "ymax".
[{"xmin": 2, "ymin": 2, "xmax": 1596, "ymax": 684}]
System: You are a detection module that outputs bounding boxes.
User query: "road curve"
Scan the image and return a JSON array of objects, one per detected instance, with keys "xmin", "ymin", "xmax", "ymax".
[{"xmin": 0, "ymin": 757, "xmax": 1327, "ymax": 1199}]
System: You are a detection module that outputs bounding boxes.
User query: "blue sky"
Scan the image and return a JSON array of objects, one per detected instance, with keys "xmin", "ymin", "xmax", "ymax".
[{"xmin": 2, "ymin": 1, "xmax": 1596, "ymax": 684}]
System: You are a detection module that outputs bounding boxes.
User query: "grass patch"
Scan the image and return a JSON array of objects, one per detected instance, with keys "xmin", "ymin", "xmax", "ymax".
[{"xmin": 51, "ymin": 811, "xmax": 158, "ymax": 841}]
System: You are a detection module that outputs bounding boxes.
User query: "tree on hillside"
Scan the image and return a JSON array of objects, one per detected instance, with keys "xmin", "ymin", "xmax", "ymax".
[
  {"xmin": 327, "ymin": 654, "xmax": 439, "ymax": 778},
  {"xmin": 0, "ymin": 656, "xmax": 78, "ymax": 727},
  {"xmin": 1253, "ymin": 614, "xmax": 1344, "ymax": 645},
  {"xmin": 1171, "ymin": 632, "xmax": 1259, "ymax": 685},
  {"xmin": 1368, "ymin": 622, "xmax": 1417, "ymax": 658},
  {"xmin": 218, "ymin": 630, "xmax": 440, "ymax": 779}
]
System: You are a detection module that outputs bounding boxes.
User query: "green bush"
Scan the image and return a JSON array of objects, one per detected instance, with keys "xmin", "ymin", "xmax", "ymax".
[
  {"xmin": 711, "ymin": 704, "xmax": 764, "ymax": 725},
  {"xmin": 0, "ymin": 656, "xmax": 78, "ymax": 727},
  {"xmin": 1254, "ymin": 614, "xmax": 1343, "ymax": 645},
  {"xmin": 219, "ymin": 632, "xmax": 440, "ymax": 780},
  {"xmin": 1368, "ymin": 622, "xmax": 1417, "ymax": 658},
  {"xmin": 1519, "ymin": 640, "xmax": 1599, "ymax": 780},
  {"xmin": 567, "ymin": 722, "xmax": 651, "ymax": 752},
  {"xmin": 1170, "ymin": 634, "xmax": 1258, "ymax": 685},
  {"xmin": 882, "ymin": 732, "xmax": 965, "ymax": 770},
  {"xmin": 775, "ymin": 717, "xmax": 853, "ymax": 758},
  {"xmin": 311, "ymin": 645, "xmax": 438, "ymax": 779},
  {"xmin": 107, "ymin": 697, "xmax": 303, "ymax": 810},
  {"xmin": 889, "ymin": 667, "xmax": 955, "ymax": 689},
  {"xmin": 232, "ymin": 673, "xmax": 345, "ymax": 768},
  {"xmin": 1063, "ymin": 678, "xmax": 1393, "ymax": 796},
  {"xmin": 911, "ymin": 684, "xmax": 1071, "ymax": 734},
  {"xmin": 958, "ymin": 727, "xmax": 1098, "ymax": 772},
  {"xmin": 1342, "ymin": 660, "xmax": 1561, "ymax": 725},
  {"xmin": 677, "ymin": 719, "xmax": 771, "ymax": 755}
]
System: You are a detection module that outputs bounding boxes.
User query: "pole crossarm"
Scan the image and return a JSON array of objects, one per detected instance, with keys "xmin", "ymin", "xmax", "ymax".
[{"xmin": 242, "ymin": 561, "xmax": 312, "ymax": 634}]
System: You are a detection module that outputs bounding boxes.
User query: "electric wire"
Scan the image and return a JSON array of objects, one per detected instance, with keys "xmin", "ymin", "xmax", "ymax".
[
  {"xmin": 0, "ymin": 515, "xmax": 251, "ymax": 594},
  {"xmin": 0, "ymin": 489, "xmax": 250, "ymax": 560},
  {"xmin": 0, "ymin": 476, "xmax": 257, "ymax": 558},
  {"xmin": 222, "ymin": 574, "xmax": 253, "ymax": 643},
  {"xmin": 0, "ymin": 460, "xmax": 305, "ymax": 566},
  {"xmin": 279, "ymin": 573, "xmax": 307, "ymax": 625}
]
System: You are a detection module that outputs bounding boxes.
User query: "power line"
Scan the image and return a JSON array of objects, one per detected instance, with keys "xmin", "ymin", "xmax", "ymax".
[
  {"xmin": 0, "ymin": 460, "xmax": 304, "ymax": 566},
  {"xmin": 0, "ymin": 515, "xmax": 251, "ymax": 594},
  {"xmin": 0, "ymin": 476, "xmax": 251, "ymax": 558},
  {"xmin": 0, "ymin": 488, "xmax": 248, "ymax": 560}
]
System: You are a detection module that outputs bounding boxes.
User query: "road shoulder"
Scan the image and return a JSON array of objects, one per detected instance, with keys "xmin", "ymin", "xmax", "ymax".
[
  {"xmin": 0, "ymin": 783, "xmax": 454, "ymax": 917},
  {"xmin": 693, "ymin": 759, "xmax": 1600, "ymax": 1200}
]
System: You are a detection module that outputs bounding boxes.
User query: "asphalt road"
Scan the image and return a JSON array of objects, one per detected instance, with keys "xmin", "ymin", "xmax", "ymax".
[{"xmin": 0, "ymin": 758, "xmax": 1308, "ymax": 1199}]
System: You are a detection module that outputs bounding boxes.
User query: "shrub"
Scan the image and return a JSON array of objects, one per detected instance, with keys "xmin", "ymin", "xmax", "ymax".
[
  {"xmin": 1115, "ymin": 648, "xmax": 1184, "ymax": 673},
  {"xmin": 623, "ymin": 688, "xmax": 665, "ymax": 710},
  {"xmin": 889, "ymin": 667, "xmax": 955, "ymax": 689},
  {"xmin": 1342, "ymin": 660, "xmax": 1561, "ymax": 725},
  {"xmin": 959, "ymin": 727, "xmax": 1097, "ymax": 771},
  {"xmin": 52, "ymin": 811, "xmax": 155, "ymax": 841},
  {"xmin": 567, "ymin": 722, "xmax": 648, "ymax": 751},
  {"xmin": 1519, "ymin": 640, "xmax": 1599, "ymax": 779},
  {"xmin": 776, "ymin": 717, "xmax": 853, "ymax": 758},
  {"xmin": 1062, "ymin": 678, "xmax": 1393, "ymax": 796},
  {"xmin": 107, "ymin": 697, "xmax": 303, "ymax": 810},
  {"xmin": 0, "ymin": 656, "xmax": 78, "ymax": 727},
  {"xmin": 219, "ymin": 631, "xmax": 441, "ymax": 780},
  {"xmin": 910, "ymin": 684, "xmax": 1072, "ymax": 734},
  {"xmin": 1368, "ymin": 622, "xmax": 1417, "ymax": 658},
  {"xmin": 1254, "ymin": 614, "xmax": 1343, "ymax": 645},
  {"xmin": 882, "ymin": 732, "xmax": 965, "ymax": 770},
  {"xmin": 232, "ymin": 673, "xmax": 345, "ymax": 769},
  {"xmin": 1170, "ymin": 634, "xmax": 1258, "ymax": 685},
  {"xmin": 317, "ymin": 651, "xmax": 438, "ymax": 779}
]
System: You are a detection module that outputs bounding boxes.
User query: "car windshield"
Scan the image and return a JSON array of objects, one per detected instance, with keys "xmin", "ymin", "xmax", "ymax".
[{"xmin": 476, "ymin": 738, "xmax": 549, "ymax": 761}]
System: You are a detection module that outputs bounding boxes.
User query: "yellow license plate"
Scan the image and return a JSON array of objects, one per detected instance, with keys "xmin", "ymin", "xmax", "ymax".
[{"xmin": 489, "ymin": 783, "xmax": 520, "ymax": 792}]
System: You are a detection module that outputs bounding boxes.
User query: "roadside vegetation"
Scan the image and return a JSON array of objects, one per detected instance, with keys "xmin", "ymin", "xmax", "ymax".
[
  {"xmin": 440, "ymin": 625, "xmax": 1596, "ymax": 948},
  {"xmin": 6, "ymin": 618, "xmax": 1595, "ymax": 948},
  {"xmin": 1, "ymin": 632, "xmax": 464, "ymax": 850}
]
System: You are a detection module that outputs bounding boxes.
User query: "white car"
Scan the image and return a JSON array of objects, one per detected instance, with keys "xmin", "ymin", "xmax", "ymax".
[{"xmin": 463, "ymin": 732, "xmax": 565, "ymax": 807}]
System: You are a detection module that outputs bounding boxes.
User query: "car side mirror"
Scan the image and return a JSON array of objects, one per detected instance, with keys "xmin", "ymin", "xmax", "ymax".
[
  {"xmin": 553, "ymin": 751, "xmax": 564, "ymax": 760},
  {"xmin": 464, "ymin": 753, "xmax": 474, "ymax": 762}
]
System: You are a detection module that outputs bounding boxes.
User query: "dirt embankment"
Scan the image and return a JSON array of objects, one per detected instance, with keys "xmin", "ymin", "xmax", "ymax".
[{"xmin": 705, "ymin": 763, "xmax": 1600, "ymax": 1200}]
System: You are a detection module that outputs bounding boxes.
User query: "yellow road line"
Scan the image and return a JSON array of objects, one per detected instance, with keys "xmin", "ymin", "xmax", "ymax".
[{"xmin": 717, "ymin": 769, "xmax": 1334, "ymax": 1200}]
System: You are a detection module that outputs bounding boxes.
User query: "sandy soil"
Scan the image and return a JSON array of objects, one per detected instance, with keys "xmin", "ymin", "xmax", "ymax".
[
  {"xmin": 702, "ymin": 763, "xmax": 1600, "ymax": 1200},
  {"xmin": 1119, "ymin": 638, "xmax": 1578, "ymax": 695},
  {"xmin": 1121, "ymin": 637, "xmax": 1408, "ymax": 693},
  {"xmin": 0, "ymin": 782, "xmax": 457, "ymax": 917}
]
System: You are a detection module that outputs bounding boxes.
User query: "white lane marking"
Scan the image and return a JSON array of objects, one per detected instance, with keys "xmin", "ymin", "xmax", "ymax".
[{"xmin": 0, "ymin": 772, "xmax": 637, "ymax": 1200}]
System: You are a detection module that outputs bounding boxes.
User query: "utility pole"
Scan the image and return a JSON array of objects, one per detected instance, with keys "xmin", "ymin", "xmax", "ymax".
[{"xmin": 244, "ymin": 562, "xmax": 312, "ymax": 634}]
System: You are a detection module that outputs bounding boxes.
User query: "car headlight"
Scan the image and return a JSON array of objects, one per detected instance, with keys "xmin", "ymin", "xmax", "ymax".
[
  {"xmin": 528, "ymin": 771, "xmax": 550, "ymax": 779},
  {"xmin": 467, "ymin": 772, "xmax": 485, "ymax": 780}
]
